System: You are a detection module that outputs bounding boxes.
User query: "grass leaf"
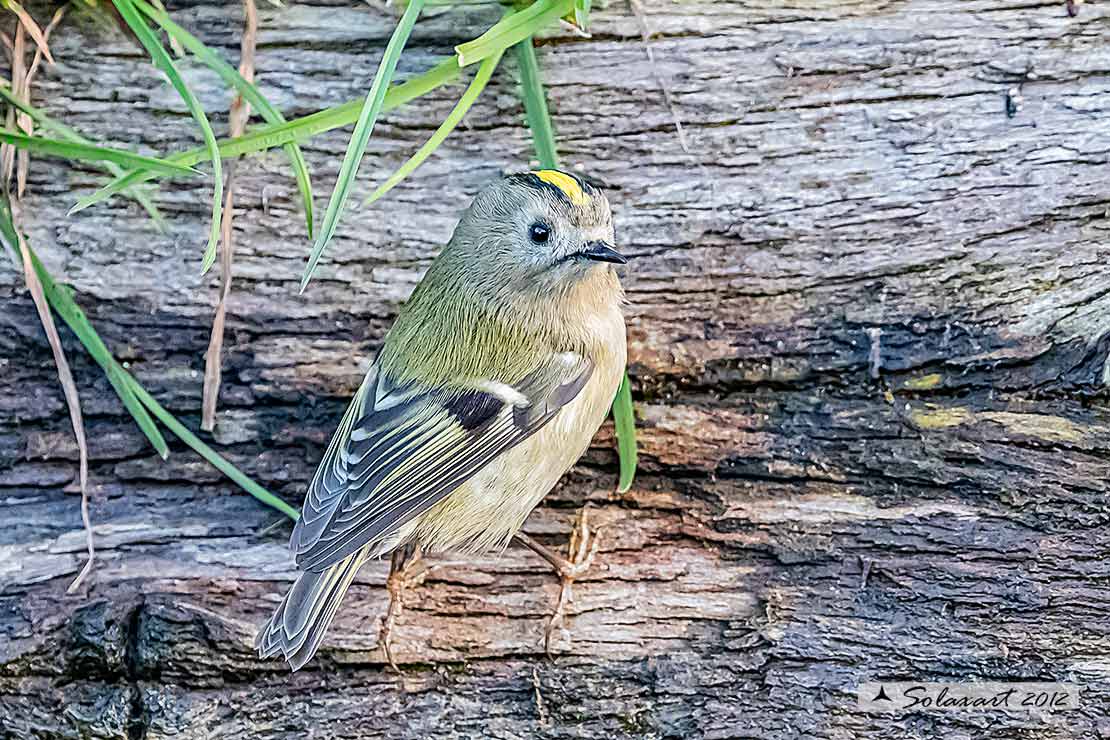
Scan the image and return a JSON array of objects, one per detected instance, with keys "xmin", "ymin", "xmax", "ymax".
[
  {"xmin": 574, "ymin": 0, "xmax": 591, "ymax": 30},
  {"xmin": 455, "ymin": 0, "xmax": 573, "ymax": 67},
  {"xmin": 515, "ymin": 37, "xmax": 558, "ymax": 170},
  {"xmin": 366, "ymin": 46, "xmax": 503, "ymax": 206},
  {"xmin": 0, "ymin": 81, "xmax": 167, "ymax": 229},
  {"xmin": 111, "ymin": 0, "xmax": 223, "ymax": 273},
  {"xmin": 70, "ymin": 56, "xmax": 461, "ymax": 216},
  {"xmin": 0, "ymin": 129, "xmax": 199, "ymax": 175},
  {"xmin": 612, "ymin": 372, "xmax": 637, "ymax": 493},
  {"xmin": 130, "ymin": 0, "xmax": 316, "ymax": 239},
  {"xmin": 301, "ymin": 0, "xmax": 426, "ymax": 292}
]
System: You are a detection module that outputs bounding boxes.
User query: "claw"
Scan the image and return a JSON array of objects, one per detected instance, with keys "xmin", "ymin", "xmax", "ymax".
[
  {"xmin": 516, "ymin": 507, "xmax": 603, "ymax": 658},
  {"xmin": 377, "ymin": 543, "xmax": 428, "ymax": 673}
]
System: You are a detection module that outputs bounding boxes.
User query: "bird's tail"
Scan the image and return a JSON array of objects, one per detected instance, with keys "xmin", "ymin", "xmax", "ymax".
[{"xmin": 255, "ymin": 545, "xmax": 371, "ymax": 671}]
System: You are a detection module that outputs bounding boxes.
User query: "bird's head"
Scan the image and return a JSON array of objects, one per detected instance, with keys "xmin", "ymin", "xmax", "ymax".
[{"xmin": 441, "ymin": 170, "xmax": 624, "ymax": 302}]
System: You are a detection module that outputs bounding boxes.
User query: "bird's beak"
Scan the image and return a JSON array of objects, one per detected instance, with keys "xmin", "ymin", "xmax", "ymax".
[{"xmin": 580, "ymin": 241, "xmax": 627, "ymax": 264}]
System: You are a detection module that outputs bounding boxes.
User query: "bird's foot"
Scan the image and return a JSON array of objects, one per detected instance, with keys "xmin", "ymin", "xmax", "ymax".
[
  {"xmin": 515, "ymin": 507, "xmax": 602, "ymax": 658},
  {"xmin": 379, "ymin": 542, "xmax": 428, "ymax": 672}
]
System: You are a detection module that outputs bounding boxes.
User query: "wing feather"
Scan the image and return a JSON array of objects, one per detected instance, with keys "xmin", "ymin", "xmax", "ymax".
[{"xmin": 291, "ymin": 353, "xmax": 594, "ymax": 572}]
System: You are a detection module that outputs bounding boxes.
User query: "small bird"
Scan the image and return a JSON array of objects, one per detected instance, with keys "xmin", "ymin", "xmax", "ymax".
[{"xmin": 256, "ymin": 170, "xmax": 627, "ymax": 670}]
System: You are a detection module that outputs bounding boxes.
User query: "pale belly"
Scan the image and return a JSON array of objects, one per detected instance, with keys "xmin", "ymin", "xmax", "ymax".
[{"xmin": 400, "ymin": 355, "xmax": 624, "ymax": 555}]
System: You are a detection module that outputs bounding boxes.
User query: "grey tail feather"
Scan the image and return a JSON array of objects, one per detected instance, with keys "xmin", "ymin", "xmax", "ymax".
[{"xmin": 255, "ymin": 545, "xmax": 370, "ymax": 671}]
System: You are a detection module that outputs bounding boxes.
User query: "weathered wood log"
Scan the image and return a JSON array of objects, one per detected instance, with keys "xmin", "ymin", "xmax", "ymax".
[{"xmin": 3, "ymin": 0, "xmax": 1110, "ymax": 737}]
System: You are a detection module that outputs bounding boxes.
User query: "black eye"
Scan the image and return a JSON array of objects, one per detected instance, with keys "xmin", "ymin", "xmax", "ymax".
[{"xmin": 528, "ymin": 222, "xmax": 551, "ymax": 244}]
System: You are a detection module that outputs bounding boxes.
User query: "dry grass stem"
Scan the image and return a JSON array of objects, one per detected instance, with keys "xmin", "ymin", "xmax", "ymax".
[
  {"xmin": 1, "ymin": 8, "xmax": 64, "ymax": 197},
  {"xmin": 25, "ymin": 6, "xmax": 63, "ymax": 84},
  {"xmin": 2, "ymin": 23, "xmax": 24, "ymax": 187},
  {"xmin": 14, "ymin": 211, "xmax": 92, "ymax": 594},
  {"xmin": 201, "ymin": 0, "xmax": 257, "ymax": 431},
  {"xmin": 4, "ymin": 8, "xmax": 93, "ymax": 592},
  {"xmin": 4, "ymin": 0, "xmax": 54, "ymax": 66}
]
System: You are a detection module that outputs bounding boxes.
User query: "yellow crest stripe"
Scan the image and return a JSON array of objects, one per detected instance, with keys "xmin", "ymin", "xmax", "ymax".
[{"xmin": 532, "ymin": 169, "xmax": 588, "ymax": 206}]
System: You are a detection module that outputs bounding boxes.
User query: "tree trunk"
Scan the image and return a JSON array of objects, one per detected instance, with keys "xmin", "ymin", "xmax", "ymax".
[{"xmin": 2, "ymin": 1, "xmax": 1109, "ymax": 738}]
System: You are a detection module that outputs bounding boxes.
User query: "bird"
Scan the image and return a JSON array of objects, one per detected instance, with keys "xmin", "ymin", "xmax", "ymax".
[{"xmin": 255, "ymin": 169, "xmax": 628, "ymax": 671}]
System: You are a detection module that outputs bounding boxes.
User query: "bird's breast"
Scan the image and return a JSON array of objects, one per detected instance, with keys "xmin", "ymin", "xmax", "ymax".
[{"xmin": 407, "ymin": 307, "xmax": 626, "ymax": 555}]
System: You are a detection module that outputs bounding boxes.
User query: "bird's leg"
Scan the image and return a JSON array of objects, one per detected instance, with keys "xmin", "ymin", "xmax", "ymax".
[
  {"xmin": 514, "ymin": 507, "xmax": 602, "ymax": 658},
  {"xmin": 379, "ymin": 541, "xmax": 428, "ymax": 672}
]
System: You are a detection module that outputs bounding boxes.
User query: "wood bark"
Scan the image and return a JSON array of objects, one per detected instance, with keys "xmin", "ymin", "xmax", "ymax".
[{"xmin": 2, "ymin": 1, "xmax": 1110, "ymax": 738}]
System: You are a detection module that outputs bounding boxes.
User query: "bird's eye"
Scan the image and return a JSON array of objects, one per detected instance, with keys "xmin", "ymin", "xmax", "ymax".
[{"xmin": 528, "ymin": 222, "xmax": 551, "ymax": 244}]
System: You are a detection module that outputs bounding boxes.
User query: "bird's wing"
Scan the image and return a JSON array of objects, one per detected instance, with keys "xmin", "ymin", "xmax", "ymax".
[{"xmin": 290, "ymin": 352, "xmax": 594, "ymax": 572}]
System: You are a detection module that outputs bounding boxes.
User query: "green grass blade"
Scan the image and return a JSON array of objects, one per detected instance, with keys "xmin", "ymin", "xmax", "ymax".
[
  {"xmin": 366, "ymin": 47, "xmax": 503, "ymax": 206},
  {"xmin": 455, "ymin": 0, "xmax": 573, "ymax": 67},
  {"xmin": 70, "ymin": 56, "xmax": 461, "ymax": 216},
  {"xmin": 515, "ymin": 38, "xmax": 558, "ymax": 170},
  {"xmin": 122, "ymin": 375, "xmax": 300, "ymax": 520},
  {"xmin": 0, "ymin": 82, "xmax": 167, "ymax": 229},
  {"xmin": 104, "ymin": 362, "xmax": 168, "ymax": 457},
  {"xmin": 70, "ymin": 164, "xmax": 171, "ymax": 216},
  {"xmin": 301, "ymin": 0, "xmax": 426, "ymax": 292},
  {"xmin": 574, "ymin": 0, "xmax": 591, "ymax": 30},
  {"xmin": 0, "ymin": 129, "xmax": 199, "ymax": 176},
  {"xmin": 0, "ymin": 202, "xmax": 170, "ymax": 458},
  {"xmin": 111, "ymin": 0, "xmax": 222, "ymax": 273},
  {"xmin": 612, "ymin": 373, "xmax": 637, "ymax": 493},
  {"xmin": 130, "ymin": 0, "xmax": 316, "ymax": 239}
]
